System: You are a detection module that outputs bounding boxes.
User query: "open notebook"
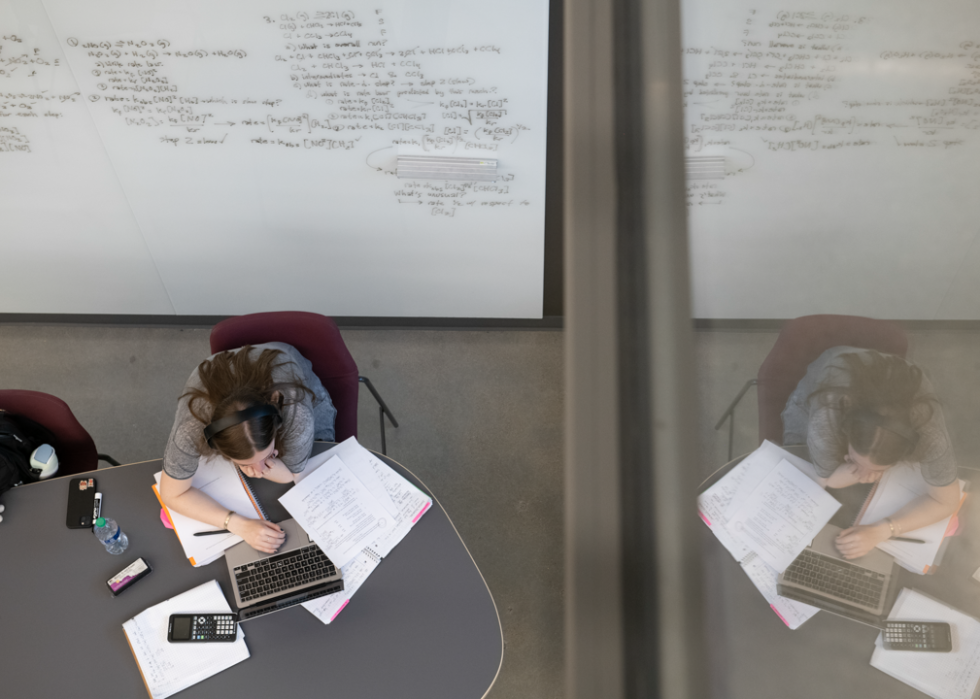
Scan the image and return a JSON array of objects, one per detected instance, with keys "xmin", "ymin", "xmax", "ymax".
[
  {"xmin": 857, "ymin": 464, "xmax": 966, "ymax": 574},
  {"xmin": 152, "ymin": 456, "xmax": 267, "ymax": 567},
  {"xmin": 123, "ymin": 580, "xmax": 249, "ymax": 699}
]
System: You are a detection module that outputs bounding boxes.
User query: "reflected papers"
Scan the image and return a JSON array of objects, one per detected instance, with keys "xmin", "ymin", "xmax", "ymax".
[{"xmin": 727, "ymin": 458, "xmax": 840, "ymax": 572}]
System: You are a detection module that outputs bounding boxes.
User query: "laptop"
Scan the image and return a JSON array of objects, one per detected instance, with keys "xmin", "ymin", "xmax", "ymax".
[
  {"xmin": 777, "ymin": 524, "xmax": 901, "ymax": 626},
  {"xmin": 225, "ymin": 518, "xmax": 344, "ymax": 621}
]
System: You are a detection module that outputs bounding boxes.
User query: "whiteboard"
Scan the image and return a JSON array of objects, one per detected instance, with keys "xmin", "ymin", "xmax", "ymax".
[
  {"xmin": 682, "ymin": 0, "xmax": 980, "ymax": 319},
  {"xmin": 1, "ymin": 0, "xmax": 549, "ymax": 318}
]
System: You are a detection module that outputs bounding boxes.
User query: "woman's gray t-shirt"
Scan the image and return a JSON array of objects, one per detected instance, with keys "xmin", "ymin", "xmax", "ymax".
[
  {"xmin": 163, "ymin": 342, "xmax": 336, "ymax": 480},
  {"xmin": 781, "ymin": 346, "xmax": 956, "ymax": 487}
]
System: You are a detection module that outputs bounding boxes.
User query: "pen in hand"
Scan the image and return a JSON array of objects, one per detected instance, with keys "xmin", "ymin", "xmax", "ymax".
[{"xmin": 194, "ymin": 529, "xmax": 230, "ymax": 537}]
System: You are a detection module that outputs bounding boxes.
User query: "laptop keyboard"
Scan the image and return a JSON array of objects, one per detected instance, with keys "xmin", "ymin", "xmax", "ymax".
[
  {"xmin": 234, "ymin": 544, "xmax": 338, "ymax": 603},
  {"xmin": 782, "ymin": 548, "xmax": 886, "ymax": 608}
]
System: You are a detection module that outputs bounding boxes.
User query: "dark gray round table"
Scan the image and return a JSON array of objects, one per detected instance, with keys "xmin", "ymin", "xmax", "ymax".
[{"xmin": 0, "ymin": 445, "xmax": 503, "ymax": 699}]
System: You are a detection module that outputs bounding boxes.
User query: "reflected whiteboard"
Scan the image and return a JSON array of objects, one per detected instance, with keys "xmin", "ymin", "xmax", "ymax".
[
  {"xmin": 682, "ymin": 0, "xmax": 980, "ymax": 319},
  {"xmin": 1, "ymin": 0, "xmax": 549, "ymax": 318}
]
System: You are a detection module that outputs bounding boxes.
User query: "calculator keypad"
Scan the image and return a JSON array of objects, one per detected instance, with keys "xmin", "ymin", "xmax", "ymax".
[
  {"xmin": 190, "ymin": 614, "xmax": 237, "ymax": 642},
  {"xmin": 883, "ymin": 622, "xmax": 947, "ymax": 651}
]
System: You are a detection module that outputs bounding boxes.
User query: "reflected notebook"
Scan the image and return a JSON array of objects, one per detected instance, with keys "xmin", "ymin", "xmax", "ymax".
[{"xmin": 776, "ymin": 524, "xmax": 900, "ymax": 626}]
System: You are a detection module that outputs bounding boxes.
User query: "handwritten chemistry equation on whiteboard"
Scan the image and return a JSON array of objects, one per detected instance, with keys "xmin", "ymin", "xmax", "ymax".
[
  {"xmin": 0, "ymin": 33, "xmax": 76, "ymax": 153},
  {"xmin": 682, "ymin": 4, "xmax": 980, "ymax": 208},
  {"xmin": 54, "ymin": 8, "xmax": 532, "ymax": 216}
]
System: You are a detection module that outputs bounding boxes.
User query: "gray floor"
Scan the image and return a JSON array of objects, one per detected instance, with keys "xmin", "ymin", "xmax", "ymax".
[{"xmin": 0, "ymin": 324, "xmax": 564, "ymax": 699}]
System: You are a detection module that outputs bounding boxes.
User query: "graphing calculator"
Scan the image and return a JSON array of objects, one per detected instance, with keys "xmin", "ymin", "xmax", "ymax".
[
  {"xmin": 883, "ymin": 621, "xmax": 953, "ymax": 652},
  {"xmin": 167, "ymin": 614, "xmax": 238, "ymax": 643}
]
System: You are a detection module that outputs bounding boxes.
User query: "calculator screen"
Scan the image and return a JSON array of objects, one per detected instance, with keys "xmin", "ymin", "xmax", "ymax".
[{"xmin": 171, "ymin": 616, "xmax": 191, "ymax": 641}]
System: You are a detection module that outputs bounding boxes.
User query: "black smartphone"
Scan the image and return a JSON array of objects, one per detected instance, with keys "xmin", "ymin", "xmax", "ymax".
[
  {"xmin": 66, "ymin": 477, "xmax": 97, "ymax": 529},
  {"xmin": 167, "ymin": 614, "xmax": 238, "ymax": 643}
]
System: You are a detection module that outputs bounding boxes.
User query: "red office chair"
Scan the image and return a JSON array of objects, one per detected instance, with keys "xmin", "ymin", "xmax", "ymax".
[
  {"xmin": 715, "ymin": 315, "xmax": 908, "ymax": 460},
  {"xmin": 209, "ymin": 311, "xmax": 398, "ymax": 453},
  {"xmin": 0, "ymin": 390, "xmax": 120, "ymax": 476}
]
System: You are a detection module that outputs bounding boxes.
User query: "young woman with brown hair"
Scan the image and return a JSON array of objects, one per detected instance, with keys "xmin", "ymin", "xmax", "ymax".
[
  {"xmin": 159, "ymin": 343, "xmax": 336, "ymax": 553},
  {"xmin": 781, "ymin": 346, "xmax": 960, "ymax": 560}
]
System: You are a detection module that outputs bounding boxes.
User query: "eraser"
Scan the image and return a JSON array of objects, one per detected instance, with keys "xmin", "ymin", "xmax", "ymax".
[{"xmin": 107, "ymin": 557, "xmax": 152, "ymax": 596}]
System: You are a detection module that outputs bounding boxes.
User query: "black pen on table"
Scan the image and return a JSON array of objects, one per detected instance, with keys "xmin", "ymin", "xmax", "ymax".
[
  {"xmin": 194, "ymin": 529, "xmax": 230, "ymax": 537},
  {"xmin": 892, "ymin": 536, "xmax": 926, "ymax": 544}
]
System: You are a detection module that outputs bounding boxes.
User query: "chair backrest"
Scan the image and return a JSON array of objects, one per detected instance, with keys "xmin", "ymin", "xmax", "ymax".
[
  {"xmin": 757, "ymin": 315, "xmax": 908, "ymax": 445},
  {"xmin": 0, "ymin": 390, "xmax": 98, "ymax": 476},
  {"xmin": 209, "ymin": 311, "xmax": 359, "ymax": 442}
]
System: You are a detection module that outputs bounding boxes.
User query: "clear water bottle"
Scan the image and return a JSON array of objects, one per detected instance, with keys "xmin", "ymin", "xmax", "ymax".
[{"xmin": 94, "ymin": 517, "xmax": 129, "ymax": 555}]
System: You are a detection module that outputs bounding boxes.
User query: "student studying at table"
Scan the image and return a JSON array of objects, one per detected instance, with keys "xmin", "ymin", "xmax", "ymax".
[
  {"xmin": 159, "ymin": 343, "xmax": 336, "ymax": 554},
  {"xmin": 781, "ymin": 346, "xmax": 960, "ymax": 560}
]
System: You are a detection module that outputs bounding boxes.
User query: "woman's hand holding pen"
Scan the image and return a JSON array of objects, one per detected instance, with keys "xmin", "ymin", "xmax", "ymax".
[
  {"xmin": 228, "ymin": 514, "xmax": 285, "ymax": 554},
  {"xmin": 834, "ymin": 521, "xmax": 891, "ymax": 559}
]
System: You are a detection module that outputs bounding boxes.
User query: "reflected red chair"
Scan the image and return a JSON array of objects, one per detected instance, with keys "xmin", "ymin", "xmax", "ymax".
[
  {"xmin": 0, "ymin": 390, "xmax": 120, "ymax": 477},
  {"xmin": 209, "ymin": 311, "xmax": 398, "ymax": 453},
  {"xmin": 715, "ymin": 315, "xmax": 908, "ymax": 460}
]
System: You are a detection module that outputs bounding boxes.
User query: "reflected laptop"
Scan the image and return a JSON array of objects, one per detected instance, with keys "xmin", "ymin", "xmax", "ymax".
[
  {"xmin": 777, "ymin": 524, "xmax": 900, "ymax": 626},
  {"xmin": 225, "ymin": 518, "xmax": 344, "ymax": 621}
]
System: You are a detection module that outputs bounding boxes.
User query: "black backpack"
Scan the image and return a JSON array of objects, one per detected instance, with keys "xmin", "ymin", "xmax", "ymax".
[{"xmin": 0, "ymin": 411, "xmax": 57, "ymax": 497}]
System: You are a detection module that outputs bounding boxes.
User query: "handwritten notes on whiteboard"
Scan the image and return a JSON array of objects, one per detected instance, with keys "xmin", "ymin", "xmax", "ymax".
[
  {"xmin": 681, "ymin": 0, "xmax": 980, "ymax": 319},
  {"xmin": 1, "ymin": 0, "xmax": 549, "ymax": 317}
]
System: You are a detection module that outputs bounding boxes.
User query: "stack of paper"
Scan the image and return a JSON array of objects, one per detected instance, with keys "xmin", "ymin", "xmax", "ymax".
[
  {"xmin": 123, "ymin": 580, "xmax": 249, "ymax": 699},
  {"xmin": 279, "ymin": 438, "xmax": 432, "ymax": 624},
  {"xmin": 152, "ymin": 456, "xmax": 266, "ymax": 566},
  {"xmin": 871, "ymin": 588, "xmax": 980, "ymax": 699},
  {"xmin": 857, "ymin": 464, "xmax": 966, "ymax": 574},
  {"xmin": 698, "ymin": 440, "xmax": 841, "ymax": 629}
]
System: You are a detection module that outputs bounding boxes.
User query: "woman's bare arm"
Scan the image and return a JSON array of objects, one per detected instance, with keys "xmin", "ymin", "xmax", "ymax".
[
  {"xmin": 835, "ymin": 480, "xmax": 960, "ymax": 559},
  {"xmin": 158, "ymin": 471, "xmax": 285, "ymax": 553}
]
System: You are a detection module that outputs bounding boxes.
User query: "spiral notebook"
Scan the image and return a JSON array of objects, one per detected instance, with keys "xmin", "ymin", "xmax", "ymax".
[
  {"xmin": 855, "ymin": 464, "xmax": 967, "ymax": 575},
  {"xmin": 152, "ymin": 456, "xmax": 268, "ymax": 567}
]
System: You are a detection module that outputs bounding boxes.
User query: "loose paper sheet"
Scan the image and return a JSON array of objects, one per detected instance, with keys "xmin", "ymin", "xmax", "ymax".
[
  {"xmin": 296, "ymin": 438, "xmax": 432, "ymax": 558},
  {"xmin": 279, "ymin": 454, "xmax": 393, "ymax": 568},
  {"xmin": 727, "ymin": 458, "xmax": 840, "ymax": 572},
  {"xmin": 740, "ymin": 552, "xmax": 820, "ymax": 630},
  {"xmin": 302, "ymin": 549, "xmax": 382, "ymax": 624},
  {"xmin": 287, "ymin": 439, "xmax": 432, "ymax": 621}
]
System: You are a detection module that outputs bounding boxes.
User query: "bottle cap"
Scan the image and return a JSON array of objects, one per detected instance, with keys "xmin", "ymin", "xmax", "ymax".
[{"xmin": 95, "ymin": 517, "xmax": 106, "ymax": 527}]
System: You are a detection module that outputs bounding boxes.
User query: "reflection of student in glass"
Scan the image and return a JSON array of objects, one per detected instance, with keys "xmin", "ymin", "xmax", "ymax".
[
  {"xmin": 159, "ymin": 344, "xmax": 336, "ymax": 554},
  {"xmin": 782, "ymin": 346, "xmax": 960, "ymax": 560}
]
